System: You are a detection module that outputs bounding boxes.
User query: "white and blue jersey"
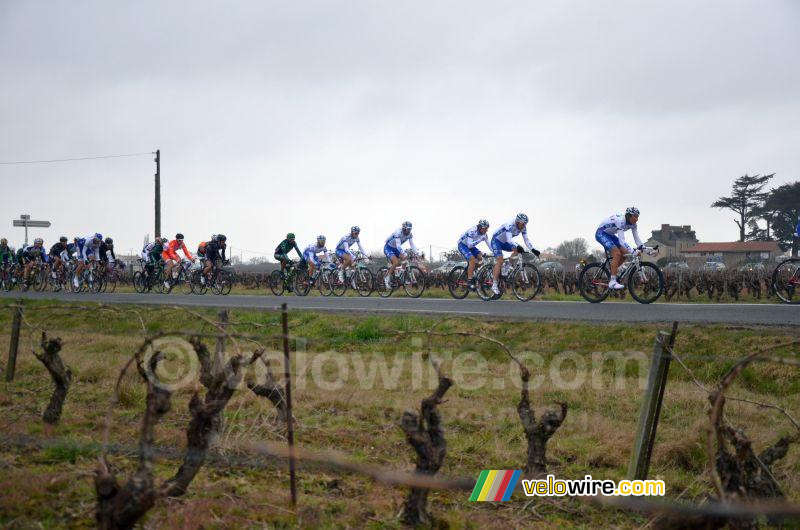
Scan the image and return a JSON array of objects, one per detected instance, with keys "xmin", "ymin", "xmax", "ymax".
[
  {"xmin": 491, "ymin": 221, "xmax": 533, "ymax": 257},
  {"xmin": 77, "ymin": 235, "xmax": 102, "ymax": 260},
  {"xmin": 335, "ymin": 234, "xmax": 366, "ymax": 259},
  {"xmin": 384, "ymin": 228, "xmax": 418, "ymax": 259},
  {"xmin": 303, "ymin": 243, "xmax": 330, "ymax": 266},
  {"xmin": 595, "ymin": 214, "xmax": 643, "ymax": 253},
  {"xmin": 457, "ymin": 226, "xmax": 489, "ymax": 261}
]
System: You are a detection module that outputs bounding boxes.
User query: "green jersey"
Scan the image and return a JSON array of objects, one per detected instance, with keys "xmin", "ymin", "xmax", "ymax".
[{"xmin": 275, "ymin": 239, "xmax": 301, "ymax": 258}]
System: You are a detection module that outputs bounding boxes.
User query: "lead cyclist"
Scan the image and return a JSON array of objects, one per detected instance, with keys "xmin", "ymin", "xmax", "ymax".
[{"xmin": 595, "ymin": 207, "xmax": 656, "ymax": 290}]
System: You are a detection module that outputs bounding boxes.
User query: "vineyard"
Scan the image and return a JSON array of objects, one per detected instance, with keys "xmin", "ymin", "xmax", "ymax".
[{"xmin": 0, "ymin": 299, "xmax": 798, "ymax": 528}]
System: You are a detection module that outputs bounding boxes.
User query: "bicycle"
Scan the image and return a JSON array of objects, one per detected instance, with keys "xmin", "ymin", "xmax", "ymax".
[
  {"xmin": 269, "ymin": 259, "xmax": 304, "ymax": 296},
  {"xmin": 97, "ymin": 261, "xmax": 125, "ymax": 293},
  {"xmin": 133, "ymin": 259, "xmax": 166, "ymax": 293},
  {"xmin": 0, "ymin": 263, "xmax": 19, "ymax": 292},
  {"xmin": 46, "ymin": 259, "xmax": 71, "ymax": 292},
  {"xmin": 163, "ymin": 258, "xmax": 194, "ymax": 294},
  {"xmin": 70, "ymin": 260, "xmax": 103, "ymax": 293},
  {"xmin": 473, "ymin": 251, "xmax": 542, "ymax": 301},
  {"xmin": 294, "ymin": 261, "xmax": 336, "ymax": 297},
  {"xmin": 191, "ymin": 260, "xmax": 234, "ymax": 295},
  {"xmin": 771, "ymin": 257, "xmax": 800, "ymax": 304},
  {"xmin": 329, "ymin": 254, "xmax": 374, "ymax": 297},
  {"xmin": 21, "ymin": 259, "xmax": 49, "ymax": 292},
  {"xmin": 376, "ymin": 251, "xmax": 426, "ymax": 298},
  {"xmin": 578, "ymin": 245, "xmax": 664, "ymax": 304},
  {"xmin": 447, "ymin": 254, "xmax": 489, "ymax": 300}
]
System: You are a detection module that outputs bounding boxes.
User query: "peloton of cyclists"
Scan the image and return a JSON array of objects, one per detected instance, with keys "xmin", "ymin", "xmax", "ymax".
[{"xmin": 489, "ymin": 213, "xmax": 541, "ymax": 295}]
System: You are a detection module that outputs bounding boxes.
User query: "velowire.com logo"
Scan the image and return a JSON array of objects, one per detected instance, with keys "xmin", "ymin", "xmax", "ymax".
[{"xmin": 469, "ymin": 470, "xmax": 522, "ymax": 502}]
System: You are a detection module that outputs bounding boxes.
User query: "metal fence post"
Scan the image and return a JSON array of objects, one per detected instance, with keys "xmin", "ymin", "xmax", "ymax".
[
  {"xmin": 627, "ymin": 323, "xmax": 678, "ymax": 480},
  {"xmin": 6, "ymin": 299, "xmax": 23, "ymax": 382}
]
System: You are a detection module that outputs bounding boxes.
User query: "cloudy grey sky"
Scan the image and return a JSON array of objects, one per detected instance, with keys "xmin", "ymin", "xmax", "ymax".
[{"xmin": 2, "ymin": 0, "xmax": 799, "ymax": 259}]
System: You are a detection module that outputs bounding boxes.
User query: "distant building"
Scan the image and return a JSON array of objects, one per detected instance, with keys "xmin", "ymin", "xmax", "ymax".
[
  {"xmin": 681, "ymin": 241, "xmax": 782, "ymax": 267},
  {"xmin": 645, "ymin": 224, "xmax": 698, "ymax": 260}
]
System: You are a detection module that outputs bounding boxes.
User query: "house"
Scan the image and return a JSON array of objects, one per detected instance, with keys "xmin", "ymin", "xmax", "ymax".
[
  {"xmin": 681, "ymin": 241, "xmax": 782, "ymax": 267},
  {"xmin": 645, "ymin": 224, "xmax": 698, "ymax": 259}
]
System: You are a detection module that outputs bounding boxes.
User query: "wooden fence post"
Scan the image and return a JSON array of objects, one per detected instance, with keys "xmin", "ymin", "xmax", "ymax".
[
  {"xmin": 6, "ymin": 299, "xmax": 23, "ymax": 382},
  {"xmin": 627, "ymin": 323, "xmax": 678, "ymax": 480},
  {"xmin": 282, "ymin": 303, "xmax": 297, "ymax": 507}
]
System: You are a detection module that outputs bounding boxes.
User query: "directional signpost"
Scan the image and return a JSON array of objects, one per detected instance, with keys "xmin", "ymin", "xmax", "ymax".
[{"xmin": 12, "ymin": 214, "xmax": 51, "ymax": 246}]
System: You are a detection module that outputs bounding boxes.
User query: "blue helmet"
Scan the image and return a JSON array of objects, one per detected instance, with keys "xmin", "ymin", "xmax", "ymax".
[{"xmin": 94, "ymin": 233, "xmax": 103, "ymax": 241}]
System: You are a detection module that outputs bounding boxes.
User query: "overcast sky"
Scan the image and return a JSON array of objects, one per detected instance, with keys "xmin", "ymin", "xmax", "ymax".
[{"xmin": 2, "ymin": 0, "xmax": 798, "ymax": 259}]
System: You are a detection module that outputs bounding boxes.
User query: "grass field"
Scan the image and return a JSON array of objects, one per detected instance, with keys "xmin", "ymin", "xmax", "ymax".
[{"xmin": 0, "ymin": 299, "xmax": 797, "ymax": 528}]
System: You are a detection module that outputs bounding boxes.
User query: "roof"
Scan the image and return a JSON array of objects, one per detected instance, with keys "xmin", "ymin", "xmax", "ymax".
[{"xmin": 682, "ymin": 241, "xmax": 782, "ymax": 253}]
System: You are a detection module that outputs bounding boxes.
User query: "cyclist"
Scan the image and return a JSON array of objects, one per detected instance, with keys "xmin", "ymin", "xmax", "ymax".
[
  {"xmin": 74, "ymin": 233, "xmax": 103, "ymax": 288},
  {"xmin": 303, "ymin": 235, "xmax": 331, "ymax": 280},
  {"xmin": 48, "ymin": 237, "xmax": 70, "ymax": 285},
  {"xmin": 458, "ymin": 220, "xmax": 491, "ymax": 290},
  {"xmin": 203, "ymin": 234, "xmax": 228, "ymax": 283},
  {"xmin": 99, "ymin": 237, "xmax": 116, "ymax": 265},
  {"xmin": 141, "ymin": 238, "xmax": 167, "ymax": 281},
  {"xmin": 489, "ymin": 213, "xmax": 541, "ymax": 295},
  {"xmin": 0, "ymin": 238, "xmax": 15, "ymax": 279},
  {"xmin": 197, "ymin": 235, "xmax": 215, "ymax": 261},
  {"xmin": 595, "ymin": 207, "xmax": 645, "ymax": 290},
  {"xmin": 383, "ymin": 221, "xmax": 419, "ymax": 290},
  {"xmin": 275, "ymin": 233, "xmax": 304, "ymax": 272},
  {"xmin": 163, "ymin": 233, "xmax": 194, "ymax": 288},
  {"xmin": 335, "ymin": 226, "xmax": 367, "ymax": 284},
  {"xmin": 22, "ymin": 238, "xmax": 48, "ymax": 285}
]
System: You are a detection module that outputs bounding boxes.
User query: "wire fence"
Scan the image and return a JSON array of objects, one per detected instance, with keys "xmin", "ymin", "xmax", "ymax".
[{"xmin": 1, "ymin": 299, "xmax": 798, "ymax": 527}]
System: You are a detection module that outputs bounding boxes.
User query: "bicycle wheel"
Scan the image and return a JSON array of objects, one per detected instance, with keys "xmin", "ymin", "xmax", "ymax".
[
  {"xmin": 182, "ymin": 270, "xmax": 196, "ymax": 294},
  {"xmin": 375, "ymin": 267, "xmax": 394, "ymax": 298},
  {"xmin": 447, "ymin": 266, "xmax": 470, "ymax": 299},
  {"xmin": 400, "ymin": 266, "xmax": 424, "ymax": 298},
  {"xmin": 474, "ymin": 266, "xmax": 499, "ymax": 301},
  {"xmin": 772, "ymin": 259, "xmax": 800, "ymax": 304},
  {"xmin": 329, "ymin": 269, "xmax": 347, "ymax": 297},
  {"xmin": 133, "ymin": 271, "xmax": 147, "ymax": 293},
  {"xmin": 269, "ymin": 270, "xmax": 285, "ymax": 296},
  {"xmin": 105, "ymin": 275, "xmax": 118, "ymax": 293},
  {"xmin": 627, "ymin": 262, "xmax": 665, "ymax": 304},
  {"xmin": 512, "ymin": 263, "xmax": 541, "ymax": 301},
  {"xmin": 219, "ymin": 270, "xmax": 233, "ymax": 295},
  {"xmin": 312, "ymin": 269, "xmax": 329, "ymax": 296},
  {"xmin": 578, "ymin": 262, "xmax": 611, "ymax": 303},
  {"xmin": 294, "ymin": 269, "xmax": 311, "ymax": 296},
  {"xmin": 355, "ymin": 267, "xmax": 374, "ymax": 297},
  {"xmin": 89, "ymin": 271, "xmax": 104, "ymax": 293}
]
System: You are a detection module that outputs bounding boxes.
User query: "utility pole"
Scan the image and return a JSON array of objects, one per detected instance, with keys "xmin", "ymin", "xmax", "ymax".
[{"xmin": 154, "ymin": 149, "xmax": 161, "ymax": 239}]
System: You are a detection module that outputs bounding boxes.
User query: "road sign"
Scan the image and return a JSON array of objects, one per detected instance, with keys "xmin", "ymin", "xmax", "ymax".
[
  {"xmin": 12, "ymin": 215, "xmax": 51, "ymax": 245},
  {"xmin": 13, "ymin": 220, "xmax": 50, "ymax": 228}
]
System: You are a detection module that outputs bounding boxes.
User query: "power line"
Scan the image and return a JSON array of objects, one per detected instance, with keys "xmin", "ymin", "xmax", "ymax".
[{"xmin": 0, "ymin": 152, "xmax": 154, "ymax": 165}]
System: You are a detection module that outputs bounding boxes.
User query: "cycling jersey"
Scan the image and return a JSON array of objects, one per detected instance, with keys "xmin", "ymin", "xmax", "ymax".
[
  {"xmin": 77, "ymin": 235, "xmax": 102, "ymax": 260},
  {"xmin": 197, "ymin": 241, "xmax": 208, "ymax": 256},
  {"xmin": 385, "ymin": 228, "xmax": 418, "ymax": 253},
  {"xmin": 163, "ymin": 239, "xmax": 193, "ymax": 261},
  {"xmin": 98, "ymin": 242, "xmax": 116, "ymax": 263},
  {"xmin": 491, "ymin": 221, "xmax": 533, "ymax": 256},
  {"xmin": 303, "ymin": 243, "xmax": 330, "ymax": 265},
  {"xmin": 275, "ymin": 239, "xmax": 302, "ymax": 261},
  {"xmin": 206, "ymin": 240, "xmax": 226, "ymax": 262},
  {"xmin": 0, "ymin": 245, "xmax": 13, "ymax": 264},
  {"xmin": 459, "ymin": 226, "xmax": 489, "ymax": 249},
  {"xmin": 23, "ymin": 245, "xmax": 48, "ymax": 262},
  {"xmin": 336, "ymin": 234, "xmax": 366, "ymax": 258},
  {"xmin": 596, "ymin": 214, "xmax": 643, "ymax": 252}
]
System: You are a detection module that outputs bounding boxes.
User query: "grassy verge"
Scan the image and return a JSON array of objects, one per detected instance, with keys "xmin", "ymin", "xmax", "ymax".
[{"xmin": 0, "ymin": 300, "xmax": 797, "ymax": 528}]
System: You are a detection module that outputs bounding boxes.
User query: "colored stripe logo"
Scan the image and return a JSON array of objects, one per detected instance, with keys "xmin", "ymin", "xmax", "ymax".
[{"xmin": 469, "ymin": 470, "xmax": 521, "ymax": 501}]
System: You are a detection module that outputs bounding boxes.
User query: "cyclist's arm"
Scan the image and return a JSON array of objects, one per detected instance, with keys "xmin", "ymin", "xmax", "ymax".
[
  {"xmin": 181, "ymin": 242, "xmax": 194, "ymax": 260},
  {"xmin": 521, "ymin": 229, "xmax": 533, "ymax": 251},
  {"xmin": 631, "ymin": 225, "xmax": 644, "ymax": 248},
  {"xmin": 356, "ymin": 239, "xmax": 366, "ymax": 256},
  {"xmin": 292, "ymin": 242, "xmax": 303, "ymax": 259},
  {"xmin": 407, "ymin": 235, "xmax": 418, "ymax": 253}
]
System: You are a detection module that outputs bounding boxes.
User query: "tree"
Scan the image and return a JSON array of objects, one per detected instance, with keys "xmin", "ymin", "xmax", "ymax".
[
  {"xmin": 763, "ymin": 182, "xmax": 800, "ymax": 256},
  {"xmin": 555, "ymin": 238, "xmax": 589, "ymax": 260},
  {"xmin": 711, "ymin": 174, "xmax": 774, "ymax": 242}
]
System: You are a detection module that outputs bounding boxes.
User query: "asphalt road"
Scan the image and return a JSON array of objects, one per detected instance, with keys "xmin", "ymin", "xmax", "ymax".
[{"xmin": 1, "ymin": 290, "xmax": 798, "ymax": 325}]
